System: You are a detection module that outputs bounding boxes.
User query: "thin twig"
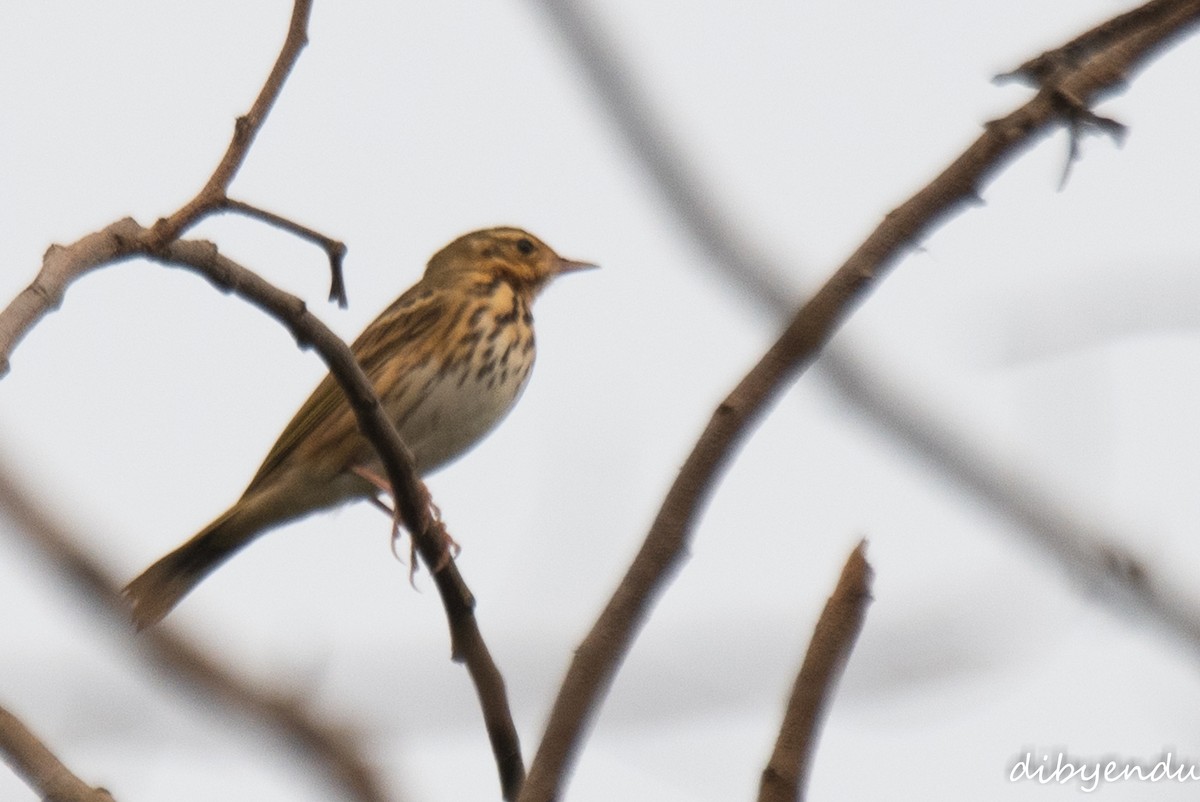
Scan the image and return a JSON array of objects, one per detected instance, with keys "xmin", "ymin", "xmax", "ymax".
[
  {"xmin": 0, "ymin": 453, "xmax": 393, "ymax": 802},
  {"xmin": 218, "ymin": 199, "xmax": 350, "ymax": 307},
  {"xmin": 0, "ymin": 703, "xmax": 118, "ymax": 802},
  {"xmin": 758, "ymin": 541, "xmax": 873, "ymax": 802},
  {"xmin": 145, "ymin": 0, "xmax": 314, "ymax": 247},
  {"xmin": 535, "ymin": 0, "xmax": 1200, "ymax": 657},
  {"xmin": 518, "ymin": 5, "xmax": 1200, "ymax": 801}
]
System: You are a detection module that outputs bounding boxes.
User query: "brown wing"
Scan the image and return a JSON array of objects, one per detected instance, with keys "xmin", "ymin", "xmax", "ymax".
[{"xmin": 242, "ymin": 283, "xmax": 446, "ymax": 495}]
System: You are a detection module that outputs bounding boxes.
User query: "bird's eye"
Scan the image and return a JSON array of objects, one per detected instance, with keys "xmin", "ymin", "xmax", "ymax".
[{"xmin": 516, "ymin": 238, "xmax": 536, "ymax": 256}]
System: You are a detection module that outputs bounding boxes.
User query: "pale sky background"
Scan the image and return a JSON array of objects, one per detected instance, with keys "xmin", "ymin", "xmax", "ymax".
[{"xmin": 3, "ymin": 2, "xmax": 1200, "ymax": 800}]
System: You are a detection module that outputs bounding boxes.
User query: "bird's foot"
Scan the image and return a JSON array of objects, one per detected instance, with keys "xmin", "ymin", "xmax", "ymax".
[{"xmin": 353, "ymin": 466, "xmax": 460, "ymax": 581}]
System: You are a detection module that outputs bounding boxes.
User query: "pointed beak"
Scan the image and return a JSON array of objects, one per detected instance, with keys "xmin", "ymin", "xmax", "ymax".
[{"xmin": 554, "ymin": 256, "xmax": 599, "ymax": 276}]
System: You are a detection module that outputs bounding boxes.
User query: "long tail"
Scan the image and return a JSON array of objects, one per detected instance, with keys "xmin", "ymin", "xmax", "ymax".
[{"xmin": 124, "ymin": 504, "xmax": 261, "ymax": 630}]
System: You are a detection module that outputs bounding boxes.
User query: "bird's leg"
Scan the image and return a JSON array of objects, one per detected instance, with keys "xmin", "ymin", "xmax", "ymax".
[
  {"xmin": 364, "ymin": 494, "xmax": 407, "ymax": 563},
  {"xmin": 351, "ymin": 466, "xmax": 459, "ymax": 578}
]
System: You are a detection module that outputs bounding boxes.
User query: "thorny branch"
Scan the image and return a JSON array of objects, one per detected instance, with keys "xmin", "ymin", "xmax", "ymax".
[
  {"xmin": 518, "ymin": 3, "xmax": 1200, "ymax": 801},
  {"xmin": 534, "ymin": 0, "xmax": 1200, "ymax": 661}
]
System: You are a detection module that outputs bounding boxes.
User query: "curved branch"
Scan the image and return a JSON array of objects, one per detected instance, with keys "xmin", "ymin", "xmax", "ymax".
[
  {"xmin": 0, "ymin": 454, "xmax": 393, "ymax": 802},
  {"xmin": 0, "ymin": 230, "xmax": 136, "ymax": 377},
  {"xmin": 1, "ymin": 224, "xmax": 523, "ymax": 800},
  {"xmin": 146, "ymin": 0, "xmax": 314, "ymax": 246},
  {"xmin": 1, "ymin": 0, "xmax": 524, "ymax": 789},
  {"xmin": 0, "ymin": 703, "xmax": 117, "ymax": 802},
  {"xmin": 758, "ymin": 541, "xmax": 873, "ymax": 802},
  {"xmin": 536, "ymin": 0, "xmax": 1200, "ymax": 656},
  {"xmin": 519, "ymin": 5, "xmax": 1200, "ymax": 800},
  {"xmin": 144, "ymin": 233, "xmax": 523, "ymax": 801}
]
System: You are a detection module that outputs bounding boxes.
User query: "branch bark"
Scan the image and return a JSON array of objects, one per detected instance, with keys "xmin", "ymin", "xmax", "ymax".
[
  {"xmin": 534, "ymin": 0, "xmax": 1200, "ymax": 658},
  {"xmin": 0, "ymin": 453, "xmax": 393, "ymax": 802},
  {"xmin": 519, "ymin": 4, "xmax": 1200, "ymax": 800},
  {"xmin": 758, "ymin": 541, "xmax": 873, "ymax": 802},
  {"xmin": 144, "ymin": 0, "xmax": 313, "ymax": 248},
  {"xmin": 0, "ymin": 703, "xmax": 118, "ymax": 802}
]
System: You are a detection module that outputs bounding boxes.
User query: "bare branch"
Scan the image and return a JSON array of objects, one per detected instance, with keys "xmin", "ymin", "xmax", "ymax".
[
  {"xmin": 997, "ymin": 0, "xmax": 1198, "ymax": 85},
  {"xmin": 758, "ymin": 541, "xmax": 873, "ymax": 802},
  {"xmin": 535, "ymin": 0, "xmax": 1200, "ymax": 658},
  {"xmin": 822, "ymin": 353, "xmax": 1200, "ymax": 654},
  {"xmin": 0, "ymin": 228, "xmax": 137, "ymax": 377},
  {"xmin": 518, "ymin": 5, "xmax": 1200, "ymax": 801},
  {"xmin": 0, "ymin": 703, "xmax": 117, "ymax": 802},
  {"xmin": 145, "ymin": 0, "xmax": 314, "ymax": 247},
  {"xmin": 0, "ymin": 455, "xmax": 394, "ymax": 802},
  {"xmin": 218, "ymin": 199, "xmax": 350, "ymax": 307}
]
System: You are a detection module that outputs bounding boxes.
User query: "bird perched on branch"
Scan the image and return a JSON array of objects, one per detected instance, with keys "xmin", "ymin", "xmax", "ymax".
[{"xmin": 125, "ymin": 227, "xmax": 595, "ymax": 628}]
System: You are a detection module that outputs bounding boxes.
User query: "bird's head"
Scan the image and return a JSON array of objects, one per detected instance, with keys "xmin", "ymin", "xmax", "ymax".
[{"xmin": 425, "ymin": 227, "xmax": 596, "ymax": 293}]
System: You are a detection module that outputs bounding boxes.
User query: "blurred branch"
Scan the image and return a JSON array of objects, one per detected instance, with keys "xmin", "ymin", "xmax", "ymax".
[
  {"xmin": 0, "ymin": 702, "xmax": 118, "ymax": 802},
  {"xmin": 0, "ymin": 454, "xmax": 392, "ymax": 802},
  {"xmin": 1, "ymin": 0, "xmax": 523, "ymax": 796},
  {"xmin": 519, "ymin": 5, "xmax": 1200, "ymax": 801},
  {"xmin": 758, "ymin": 541, "xmax": 873, "ymax": 802},
  {"xmin": 823, "ymin": 352, "xmax": 1200, "ymax": 650},
  {"xmin": 532, "ymin": 0, "xmax": 796, "ymax": 314},
  {"xmin": 535, "ymin": 0, "xmax": 1200, "ymax": 650}
]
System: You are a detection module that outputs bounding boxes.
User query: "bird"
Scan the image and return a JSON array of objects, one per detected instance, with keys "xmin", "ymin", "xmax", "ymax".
[{"xmin": 124, "ymin": 227, "xmax": 595, "ymax": 628}]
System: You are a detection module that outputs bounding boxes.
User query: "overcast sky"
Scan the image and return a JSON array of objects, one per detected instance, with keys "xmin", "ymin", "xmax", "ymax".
[{"xmin": 3, "ymin": 2, "xmax": 1200, "ymax": 800}]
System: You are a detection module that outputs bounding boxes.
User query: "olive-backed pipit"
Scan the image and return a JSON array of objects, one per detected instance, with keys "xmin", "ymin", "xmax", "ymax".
[{"xmin": 125, "ymin": 227, "xmax": 595, "ymax": 628}]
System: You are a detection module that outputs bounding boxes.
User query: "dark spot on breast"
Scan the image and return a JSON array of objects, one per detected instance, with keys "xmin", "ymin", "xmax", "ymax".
[{"xmin": 494, "ymin": 301, "xmax": 520, "ymax": 326}]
